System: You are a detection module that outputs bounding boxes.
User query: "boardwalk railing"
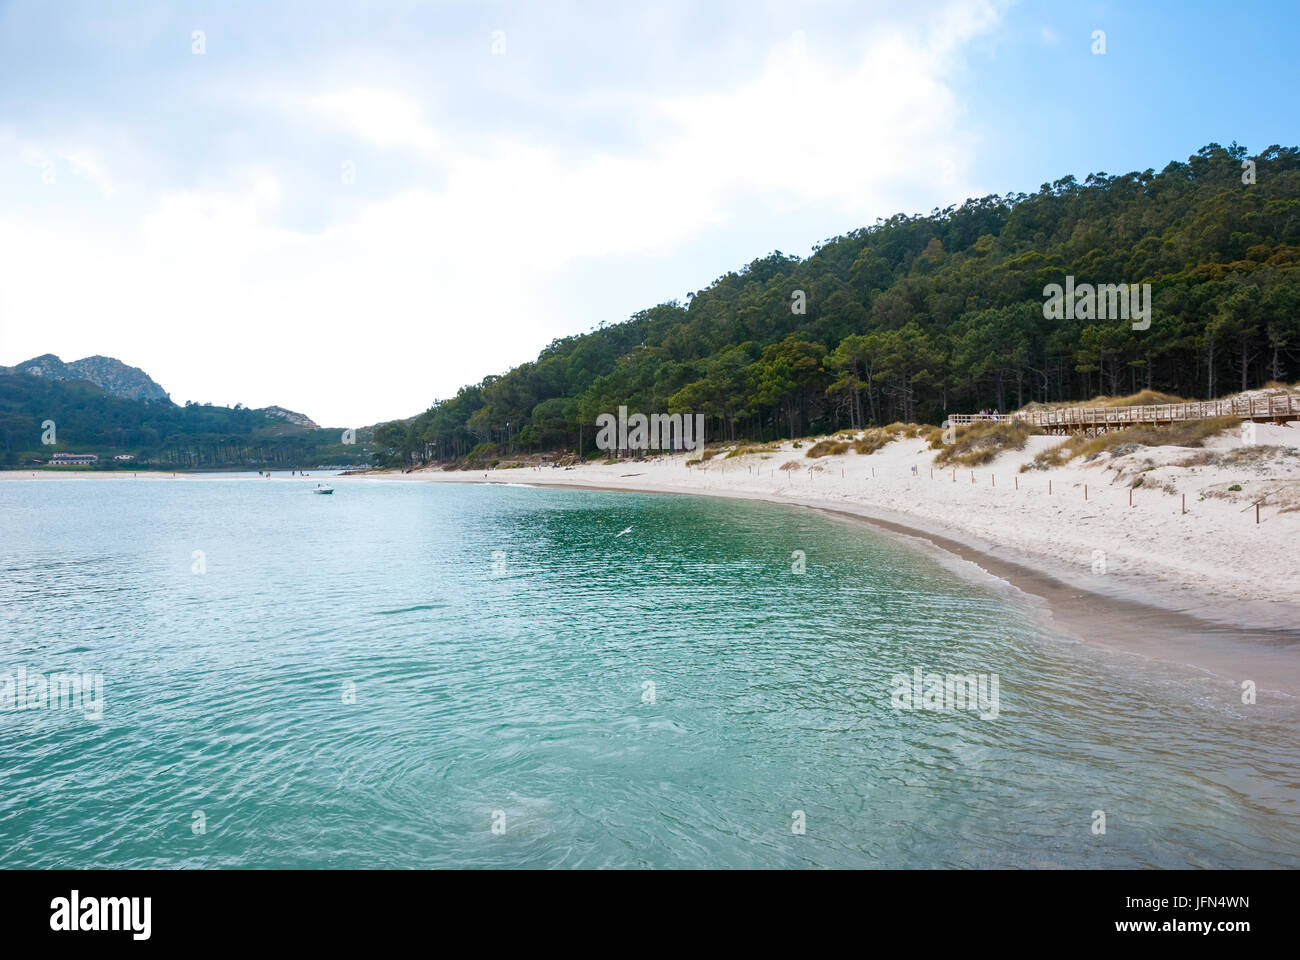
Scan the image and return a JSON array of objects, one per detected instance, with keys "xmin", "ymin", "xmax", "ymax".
[{"xmin": 947, "ymin": 393, "xmax": 1300, "ymax": 433}]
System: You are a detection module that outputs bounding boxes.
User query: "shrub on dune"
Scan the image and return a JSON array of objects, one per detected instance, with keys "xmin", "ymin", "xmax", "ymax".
[
  {"xmin": 934, "ymin": 421, "xmax": 1038, "ymax": 467},
  {"xmin": 1022, "ymin": 417, "xmax": 1241, "ymax": 471},
  {"xmin": 851, "ymin": 427, "xmax": 896, "ymax": 455},
  {"xmin": 806, "ymin": 439, "xmax": 850, "ymax": 458}
]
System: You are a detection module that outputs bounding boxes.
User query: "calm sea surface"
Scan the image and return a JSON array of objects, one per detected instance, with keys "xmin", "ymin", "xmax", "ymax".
[{"xmin": 1, "ymin": 476, "xmax": 1298, "ymax": 868}]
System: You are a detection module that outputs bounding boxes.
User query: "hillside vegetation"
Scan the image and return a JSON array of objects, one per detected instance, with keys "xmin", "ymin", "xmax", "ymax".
[
  {"xmin": 0, "ymin": 374, "xmax": 367, "ymax": 469},
  {"xmin": 338, "ymin": 145, "xmax": 1300, "ymax": 466}
]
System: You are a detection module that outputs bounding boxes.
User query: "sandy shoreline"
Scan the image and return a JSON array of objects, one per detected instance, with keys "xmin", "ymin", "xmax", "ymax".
[{"xmin": 342, "ymin": 427, "xmax": 1300, "ymax": 692}]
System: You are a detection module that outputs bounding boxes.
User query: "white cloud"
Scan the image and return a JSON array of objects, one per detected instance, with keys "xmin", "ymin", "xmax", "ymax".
[
  {"xmin": 0, "ymin": 0, "xmax": 1005, "ymax": 427},
  {"xmin": 13, "ymin": 140, "xmax": 116, "ymax": 194},
  {"xmin": 305, "ymin": 88, "xmax": 439, "ymax": 156}
]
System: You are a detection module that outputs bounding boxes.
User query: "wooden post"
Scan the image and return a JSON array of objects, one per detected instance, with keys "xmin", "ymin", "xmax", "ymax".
[
  {"xmin": 1085, "ymin": 484, "xmax": 1088, "ymax": 500},
  {"xmin": 1129, "ymin": 488, "xmax": 1133, "ymax": 507},
  {"xmin": 952, "ymin": 469, "xmax": 956, "ymax": 483},
  {"xmin": 871, "ymin": 467, "xmax": 875, "ymax": 479},
  {"xmin": 1182, "ymin": 494, "xmax": 1186, "ymax": 515},
  {"xmin": 1049, "ymin": 479, "xmax": 1052, "ymax": 495},
  {"xmin": 992, "ymin": 475, "xmax": 995, "ymax": 487},
  {"xmin": 1257, "ymin": 503, "xmax": 1260, "ymax": 524},
  {"xmin": 1015, "ymin": 476, "xmax": 1018, "ymax": 490}
]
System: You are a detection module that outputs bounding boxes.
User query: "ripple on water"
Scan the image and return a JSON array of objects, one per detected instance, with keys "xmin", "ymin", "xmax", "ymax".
[{"xmin": 0, "ymin": 479, "xmax": 1298, "ymax": 867}]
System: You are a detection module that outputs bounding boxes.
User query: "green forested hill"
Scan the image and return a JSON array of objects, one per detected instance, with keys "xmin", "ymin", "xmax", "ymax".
[
  {"xmin": 0, "ymin": 374, "xmax": 369, "ymax": 469},
  {"xmin": 376, "ymin": 143, "xmax": 1300, "ymax": 466}
]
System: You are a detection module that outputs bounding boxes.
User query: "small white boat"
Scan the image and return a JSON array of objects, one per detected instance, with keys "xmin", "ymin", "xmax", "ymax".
[{"xmin": 313, "ymin": 484, "xmax": 334, "ymax": 495}]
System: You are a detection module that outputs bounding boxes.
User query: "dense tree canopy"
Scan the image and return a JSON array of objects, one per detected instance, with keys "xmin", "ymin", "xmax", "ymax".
[{"xmin": 376, "ymin": 143, "xmax": 1300, "ymax": 465}]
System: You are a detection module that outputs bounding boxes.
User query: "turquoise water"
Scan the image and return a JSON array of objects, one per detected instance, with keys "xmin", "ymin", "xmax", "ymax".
[{"xmin": 1, "ymin": 476, "xmax": 1298, "ymax": 868}]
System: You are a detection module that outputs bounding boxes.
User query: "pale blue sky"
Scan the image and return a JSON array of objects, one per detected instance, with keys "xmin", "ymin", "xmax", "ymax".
[{"xmin": 0, "ymin": 0, "xmax": 1294, "ymax": 425}]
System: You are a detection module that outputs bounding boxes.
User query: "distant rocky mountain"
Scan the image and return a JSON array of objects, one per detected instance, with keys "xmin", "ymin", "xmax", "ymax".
[
  {"xmin": 260, "ymin": 405, "xmax": 320, "ymax": 429},
  {"xmin": 1, "ymin": 353, "xmax": 171, "ymax": 402},
  {"xmin": 1, "ymin": 353, "xmax": 324, "ymax": 429}
]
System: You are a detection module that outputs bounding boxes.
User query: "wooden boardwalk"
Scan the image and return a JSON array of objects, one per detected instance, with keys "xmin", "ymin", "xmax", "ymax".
[{"xmin": 948, "ymin": 393, "xmax": 1300, "ymax": 435}]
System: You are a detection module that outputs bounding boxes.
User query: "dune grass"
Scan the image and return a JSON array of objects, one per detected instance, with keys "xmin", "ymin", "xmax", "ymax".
[
  {"xmin": 1016, "ymin": 390, "xmax": 1186, "ymax": 414},
  {"xmin": 850, "ymin": 427, "xmax": 897, "ymax": 455},
  {"xmin": 805, "ymin": 439, "xmax": 851, "ymax": 458},
  {"xmin": 932, "ymin": 420, "xmax": 1038, "ymax": 467},
  {"xmin": 725, "ymin": 442, "xmax": 781, "ymax": 458},
  {"xmin": 684, "ymin": 447, "xmax": 720, "ymax": 466},
  {"xmin": 1024, "ymin": 416, "xmax": 1240, "ymax": 470},
  {"xmin": 802, "ymin": 423, "xmax": 926, "ymax": 458},
  {"xmin": 1088, "ymin": 390, "xmax": 1187, "ymax": 408}
]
